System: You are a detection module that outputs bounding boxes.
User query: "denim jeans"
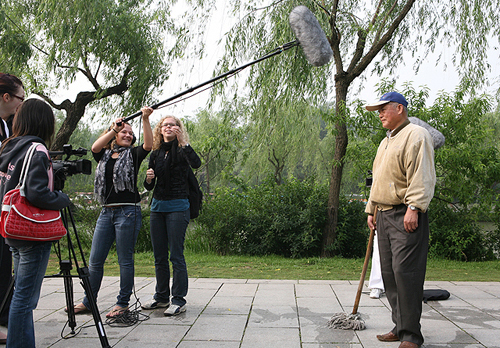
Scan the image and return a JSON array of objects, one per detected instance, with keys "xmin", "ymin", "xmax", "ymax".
[
  {"xmin": 83, "ymin": 205, "xmax": 141, "ymax": 309},
  {"xmin": 150, "ymin": 209, "xmax": 190, "ymax": 306},
  {"xmin": 7, "ymin": 242, "xmax": 52, "ymax": 348}
]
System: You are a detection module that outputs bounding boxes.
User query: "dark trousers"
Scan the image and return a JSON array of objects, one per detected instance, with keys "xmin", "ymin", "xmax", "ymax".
[
  {"xmin": 377, "ymin": 204, "xmax": 429, "ymax": 346},
  {"xmin": 150, "ymin": 210, "xmax": 190, "ymax": 307},
  {"xmin": 0, "ymin": 237, "xmax": 13, "ymax": 326}
]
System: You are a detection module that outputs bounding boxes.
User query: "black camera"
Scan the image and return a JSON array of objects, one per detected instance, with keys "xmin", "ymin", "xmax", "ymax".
[
  {"xmin": 366, "ymin": 170, "xmax": 373, "ymax": 187},
  {"xmin": 49, "ymin": 144, "xmax": 92, "ymax": 190}
]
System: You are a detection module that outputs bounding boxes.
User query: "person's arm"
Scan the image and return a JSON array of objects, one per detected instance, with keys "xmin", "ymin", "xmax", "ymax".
[
  {"xmin": 141, "ymin": 107, "xmax": 153, "ymax": 151},
  {"xmin": 180, "ymin": 145, "xmax": 202, "ymax": 169},
  {"xmin": 91, "ymin": 118, "xmax": 125, "ymax": 153},
  {"xmin": 144, "ymin": 151, "xmax": 156, "ymax": 191},
  {"xmin": 404, "ymin": 132, "xmax": 436, "ymax": 232}
]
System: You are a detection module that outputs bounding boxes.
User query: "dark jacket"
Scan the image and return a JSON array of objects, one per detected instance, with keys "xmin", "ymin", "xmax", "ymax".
[
  {"xmin": 0, "ymin": 136, "xmax": 71, "ymax": 247},
  {"xmin": 0, "ymin": 115, "xmax": 13, "ymax": 142},
  {"xmin": 144, "ymin": 144, "xmax": 201, "ymax": 201}
]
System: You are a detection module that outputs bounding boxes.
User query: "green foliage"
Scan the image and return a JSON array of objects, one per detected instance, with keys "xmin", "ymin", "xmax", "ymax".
[
  {"xmin": 428, "ymin": 200, "xmax": 498, "ymax": 261},
  {"xmin": 194, "ymin": 179, "xmax": 368, "ymax": 258},
  {"xmin": 327, "ymin": 199, "xmax": 368, "ymax": 258}
]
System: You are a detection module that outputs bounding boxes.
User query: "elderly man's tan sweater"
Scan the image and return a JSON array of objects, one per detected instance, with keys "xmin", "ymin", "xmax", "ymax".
[{"xmin": 366, "ymin": 121, "xmax": 436, "ymax": 215}]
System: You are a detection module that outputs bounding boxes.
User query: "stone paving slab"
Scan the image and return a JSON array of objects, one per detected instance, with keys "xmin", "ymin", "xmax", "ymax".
[{"xmin": 1, "ymin": 278, "xmax": 498, "ymax": 347}]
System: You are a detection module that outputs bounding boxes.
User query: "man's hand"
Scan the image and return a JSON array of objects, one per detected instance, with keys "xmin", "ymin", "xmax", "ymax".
[
  {"xmin": 404, "ymin": 208, "xmax": 419, "ymax": 233},
  {"xmin": 367, "ymin": 214, "xmax": 376, "ymax": 232}
]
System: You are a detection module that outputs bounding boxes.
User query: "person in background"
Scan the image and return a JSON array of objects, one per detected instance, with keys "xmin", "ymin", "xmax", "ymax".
[
  {"xmin": 368, "ymin": 234, "xmax": 385, "ymax": 299},
  {"xmin": 70, "ymin": 108, "xmax": 152, "ymax": 318},
  {"xmin": 365, "ymin": 92, "xmax": 436, "ymax": 348},
  {"xmin": 141, "ymin": 115, "xmax": 201, "ymax": 316},
  {"xmin": 0, "ymin": 72, "xmax": 25, "ymax": 344},
  {"xmin": 0, "ymin": 99, "xmax": 70, "ymax": 348}
]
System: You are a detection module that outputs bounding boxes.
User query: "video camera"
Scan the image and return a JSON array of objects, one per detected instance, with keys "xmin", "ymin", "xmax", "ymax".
[{"xmin": 49, "ymin": 144, "xmax": 92, "ymax": 191}]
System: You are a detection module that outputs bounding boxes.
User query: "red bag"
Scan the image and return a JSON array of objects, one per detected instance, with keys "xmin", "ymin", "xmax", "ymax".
[{"xmin": 0, "ymin": 143, "xmax": 66, "ymax": 241}]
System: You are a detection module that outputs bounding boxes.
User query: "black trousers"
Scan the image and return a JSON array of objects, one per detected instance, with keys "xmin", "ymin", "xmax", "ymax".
[
  {"xmin": 0, "ymin": 236, "xmax": 13, "ymax": 326},
  {"xmin": 377, "ymin": 204, "xmax": 429, "ymax": 346}
]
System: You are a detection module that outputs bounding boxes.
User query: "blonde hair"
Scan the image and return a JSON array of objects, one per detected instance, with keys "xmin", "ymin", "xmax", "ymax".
[{"xmin": 152, "ymin": 115, "xmax": 190, "ymax": 151}]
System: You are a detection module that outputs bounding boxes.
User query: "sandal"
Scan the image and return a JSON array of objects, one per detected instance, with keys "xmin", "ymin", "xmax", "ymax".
[
  {"xmin": 64, "ymin": 303, "xmax": 90, "ymax": 315},
  {"xmin": 106, "ymin": 305, "xmax": 128, "ymax": 318}
]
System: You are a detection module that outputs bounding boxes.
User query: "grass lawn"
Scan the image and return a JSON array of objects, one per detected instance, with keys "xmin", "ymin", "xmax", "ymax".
[{"xmin": 45, "ymin": 250, "xmax": 500, "ymax": 282}]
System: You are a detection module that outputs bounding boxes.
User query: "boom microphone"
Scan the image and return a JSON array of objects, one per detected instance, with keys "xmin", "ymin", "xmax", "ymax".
[
  {"xmin": 118, "ymin": 5, "xmax": 332, "ymax": 125},
  {"xmin": 409, "ymin": 117, "xmax": 445, "ymax": 149},
  {"xmin": 289, "ymin": 5, "xmax": 333, "ymax": 67}
]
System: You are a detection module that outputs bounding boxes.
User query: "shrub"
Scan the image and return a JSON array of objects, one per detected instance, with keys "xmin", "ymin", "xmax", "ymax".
[
  {"xmin": 194, "ymin": 179, "xmax": 368, "ymax": 258},
  {"xmin": 327, "ymin": 199, "xmax": 368, "ymax": 258},
  {"xmin": 428, "ymin": 200, "xmax": 497, "ymax": 261}
]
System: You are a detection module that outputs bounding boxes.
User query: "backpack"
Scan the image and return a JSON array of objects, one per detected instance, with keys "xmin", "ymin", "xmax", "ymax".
[
  {"xmin": 422, "ymin": 289, "xmax": 450, "ymax": 303},
  {"xmin": 187, "ymin": 169, "xmax": 203, "ymax": 219}
]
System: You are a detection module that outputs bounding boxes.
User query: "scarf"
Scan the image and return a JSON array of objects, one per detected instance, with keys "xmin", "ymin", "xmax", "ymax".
[
  {"xmin": 94, "ymin": 146, "xmax": 135, "ymax": 204},
  {"xmin": 154, "ymin": 139, "xmax": 179, "ymax": 193}
]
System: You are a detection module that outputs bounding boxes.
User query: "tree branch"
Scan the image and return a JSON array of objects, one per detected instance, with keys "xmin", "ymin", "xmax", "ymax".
[{"xmin": 349, "ymin": 0, "xmax": 416, "ymax": 80}]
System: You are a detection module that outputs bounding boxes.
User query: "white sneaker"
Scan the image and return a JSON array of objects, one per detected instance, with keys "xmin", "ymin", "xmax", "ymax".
[
  {"xmin": 141, "ymin": 299, "xmax": 170, "ymax": 310},
  {"xmin": 370, "ymin": 288, "xmax": 383, "ymax": 299},
  {"xmin": 164, "ymin": 304, "xmax": 186, "ymax": 316}
]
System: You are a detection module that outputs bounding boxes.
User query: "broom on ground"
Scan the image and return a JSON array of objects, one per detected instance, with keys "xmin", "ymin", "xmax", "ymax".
[{"xmin": 327, "ymin": 209, "xmax": 378, "ymax": 330}]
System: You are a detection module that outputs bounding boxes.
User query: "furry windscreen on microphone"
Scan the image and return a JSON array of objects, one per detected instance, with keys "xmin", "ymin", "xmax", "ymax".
[
  {"xmin": 409, "ymin": 117, "xmax": 445, "ymax": 149},
  {"xmin": 289, "ymin": 5, "xmax": 333, "ymax": 67}
]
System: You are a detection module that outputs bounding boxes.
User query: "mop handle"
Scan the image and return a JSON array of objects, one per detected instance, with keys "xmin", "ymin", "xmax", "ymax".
[{"xmin": 352, "ymin": 209, "xmax": 378, "ymax": 314}]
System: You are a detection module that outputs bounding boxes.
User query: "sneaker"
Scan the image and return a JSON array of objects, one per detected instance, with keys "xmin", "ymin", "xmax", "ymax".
[
  {"xmin": 141, "ymin": 299, "xmax": 170, "ymax": 310},
  {"xmin": 164, "ymin": 304, "xmax": 186, "ymax": 316},
  {"xmin": 370, "ymin": 288, "xmax": 383, "ymax": 299}
]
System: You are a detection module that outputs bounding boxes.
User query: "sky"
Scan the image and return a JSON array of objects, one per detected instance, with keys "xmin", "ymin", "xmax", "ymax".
[
  {"xmin": 153, "ymin": 2, "xmax": 500, "ymax": 121},
  {"xmin": 49, "ymin": 0, "xmax": 500, "ymax": 130}
]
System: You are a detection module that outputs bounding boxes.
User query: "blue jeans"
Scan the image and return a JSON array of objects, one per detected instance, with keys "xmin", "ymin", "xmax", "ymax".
[
  {"xmin": 150, "ymin": 210, "xmax": 190, "ymax": 306},
  {"xmin": 83, "ymin": 206, "xmax": 141, "ymax": 309},
  {"xmin": 7, "ymin": 242, "xmax": 52, "ymax": 348}
]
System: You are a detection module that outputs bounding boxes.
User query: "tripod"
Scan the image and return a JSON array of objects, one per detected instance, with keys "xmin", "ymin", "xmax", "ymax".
[{"xmin": 46, "ymin": 205, "xmax": 111, "ymax": 348}]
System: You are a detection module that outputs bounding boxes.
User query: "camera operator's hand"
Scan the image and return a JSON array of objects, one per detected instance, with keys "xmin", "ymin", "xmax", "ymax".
[{"xmin": 146, "ymin": 168, "xmax": 155, "ymax": 184}]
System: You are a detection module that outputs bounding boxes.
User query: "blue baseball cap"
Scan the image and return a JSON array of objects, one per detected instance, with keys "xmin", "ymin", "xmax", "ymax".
[{"xmin": 365, "ymin": 91, "xmax": 408, "ymax": 111}]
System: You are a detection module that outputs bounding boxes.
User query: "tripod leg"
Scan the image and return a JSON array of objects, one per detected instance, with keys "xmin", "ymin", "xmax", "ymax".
[
  {"xmin": 0, "ymin": 277, "xmax": 14, "ymax": 319},
  {"xmin": 60, "ymin": 260, "xmax": 76, "ymax": 334},
  {"xmin": 78, "ymin": 266, "xmax": 111, "ymax": 348}
]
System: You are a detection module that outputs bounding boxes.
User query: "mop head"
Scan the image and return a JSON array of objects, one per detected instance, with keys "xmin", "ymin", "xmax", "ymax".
[{"xmin": 327, "ymin": 312, "xmax": 366, "ymax": 330}]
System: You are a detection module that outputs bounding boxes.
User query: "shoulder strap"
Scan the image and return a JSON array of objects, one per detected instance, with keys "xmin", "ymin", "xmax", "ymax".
[{"xmin": 18, "ymin": 142, "xmax": 45, "ymax": 194}]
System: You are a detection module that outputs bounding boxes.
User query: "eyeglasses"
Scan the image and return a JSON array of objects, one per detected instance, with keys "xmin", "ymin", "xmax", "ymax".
[
  {"xmin": 11, "ymin": 94, "xmax": 25, "ymax": 102},
  {"xmin": 162, "ymin": 123, "xmax": 177, "ymax": 128}
]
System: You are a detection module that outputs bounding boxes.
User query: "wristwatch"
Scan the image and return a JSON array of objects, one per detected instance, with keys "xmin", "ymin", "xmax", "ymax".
[{"xmin": 409, "ymin": 205, "xmax": 418, "ymax": 211}]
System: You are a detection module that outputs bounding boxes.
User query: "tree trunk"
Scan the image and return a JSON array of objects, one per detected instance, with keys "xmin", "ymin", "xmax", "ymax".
[
  {"xmin": 51, "ymin": 92, "xmax": 95, "ymax": 151},
  {"xmin": 321, "ymin": 80, "xmax": 349, "ymax": 257}
]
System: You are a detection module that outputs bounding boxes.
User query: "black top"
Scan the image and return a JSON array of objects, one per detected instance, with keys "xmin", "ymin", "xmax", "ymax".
[
  {"xmin": 144, "ymin": 144, "xmax": 201, "ymax": 201},
  {"xmin": 93, "ymin": 145, "xmax": 150, "ymax": 204},
  {"xmin": 0, "ymin": 115, "xmax": 14, "ymax": 142}
]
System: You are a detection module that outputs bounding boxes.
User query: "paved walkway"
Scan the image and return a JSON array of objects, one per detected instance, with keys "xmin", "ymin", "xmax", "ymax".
[{"xmin": 3, "ymin": 277, "xmax": 499, "ymax": 347}]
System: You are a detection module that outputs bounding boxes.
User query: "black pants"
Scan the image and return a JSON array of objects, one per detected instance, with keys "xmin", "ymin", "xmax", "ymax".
[
  {"xmin": 0, "ymin": 237, "xmax": 13, "ymax": 326},
  {"xmin": 377, "ymin": 204, "xmax": 429, "ymax": 346}
]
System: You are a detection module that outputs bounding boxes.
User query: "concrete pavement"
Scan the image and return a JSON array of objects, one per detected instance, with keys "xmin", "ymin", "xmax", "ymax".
[{"xmin": 3, "ymin": 277, "xmax": 499, "ymax": 347}]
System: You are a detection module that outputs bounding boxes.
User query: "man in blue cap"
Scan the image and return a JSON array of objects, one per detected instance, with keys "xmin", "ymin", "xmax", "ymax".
[{"xmin": 365, "ymin": 92, "xmax": 436, "ymax": 348}]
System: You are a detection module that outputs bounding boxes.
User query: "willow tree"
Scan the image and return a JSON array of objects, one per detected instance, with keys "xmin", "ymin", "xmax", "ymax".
[
  {"xmin": 0, "ymin": 0, "xmax": 191, "ymax": 150},
  {"xmin": 212, "ymin": 0, "xmax": 500, "ymax": 256}
]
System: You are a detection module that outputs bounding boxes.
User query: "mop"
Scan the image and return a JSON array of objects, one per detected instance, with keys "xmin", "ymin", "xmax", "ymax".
[{"xmin": 327, "ymin": 210, "xmax": 378, "ymax": 330}]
